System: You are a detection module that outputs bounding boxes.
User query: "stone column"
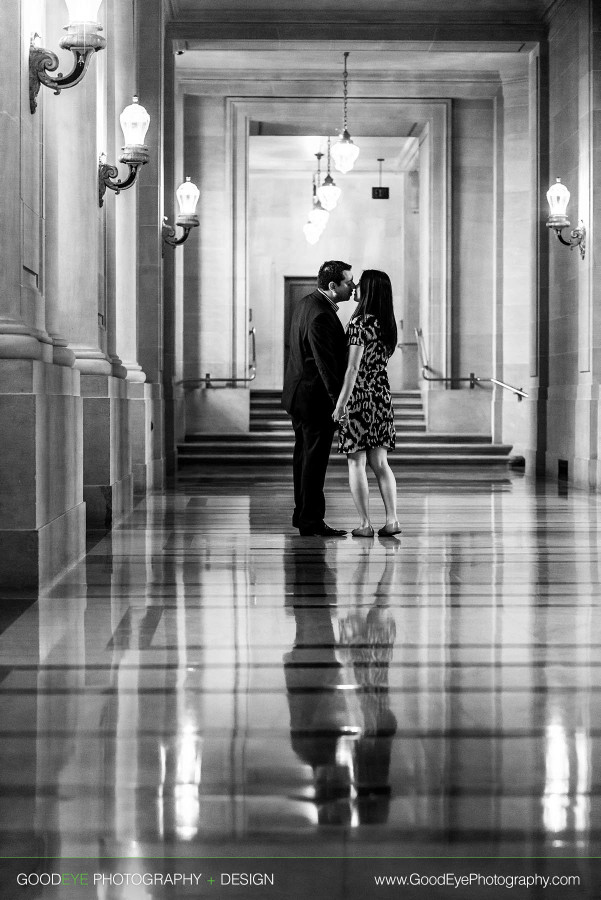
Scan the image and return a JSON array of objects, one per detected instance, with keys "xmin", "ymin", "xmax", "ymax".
[
  {"xmin": 103, "ymin": 0, "xmax": 155, "ymax": 493},
  {"xmin": 162, "ymin": 50, "xmax": 180, "ymax": 475},
  {"xmin": 43, "ymin": 0, "xmax": 133, "ymax": 529},
  {"xmin": 497, "ymin": 73, "xmax": 533, "ymax": 459},
  {"xmin": 110, "ymin": 0, "xmax": 144, "ymax": 382},
  {"xmin": 0, "ymin": 0, "xmax": 85, "ymax": 588},
  {"xmin": 545, "ymin": 0, "xmax": 597, "ymax": 487},
  {"xmin": 0, "ymin": 0, "xmax": 43, "ymax": 362},
  {"xmin": 400, "ymin": 168, "xmax": 420, "ymax": 390},
  {"xmin": 135, "ymin": 0, "xmax": 166, "ymax": 489},
  {"xmin": 592, "ymin": 4, "xmax": 601, "ymax": 488}
]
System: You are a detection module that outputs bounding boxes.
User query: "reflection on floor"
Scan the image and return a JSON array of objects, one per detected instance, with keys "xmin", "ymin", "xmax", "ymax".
[{"xmin": 1, "ymin": 466, "xmax": 600, "ymax": 895}]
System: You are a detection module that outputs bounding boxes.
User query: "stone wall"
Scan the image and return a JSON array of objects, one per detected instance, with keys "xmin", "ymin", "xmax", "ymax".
[
  {"xmin": 0, "ymin": 0, "xmax": 165, "ymax": 587},
  {"xmin": 545, "ymin": 0, "xmax": 600, "ymax": 487}
]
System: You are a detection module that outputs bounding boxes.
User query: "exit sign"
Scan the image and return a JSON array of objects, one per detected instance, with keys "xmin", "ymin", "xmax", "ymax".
[{"xmin": 372, "ymin": 187, "xmax": 389, "ymax": 199}]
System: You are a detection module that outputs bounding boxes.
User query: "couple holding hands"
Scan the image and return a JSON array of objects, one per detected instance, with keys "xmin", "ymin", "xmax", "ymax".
[{"xmin": 282, "ymin": 260, "xmax": 401, "ymax": 539}]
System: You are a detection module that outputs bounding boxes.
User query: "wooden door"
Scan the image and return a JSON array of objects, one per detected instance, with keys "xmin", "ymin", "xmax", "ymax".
[{"xmin": 283, "ymin": 277, "xmax": 315, "ymax": 376}]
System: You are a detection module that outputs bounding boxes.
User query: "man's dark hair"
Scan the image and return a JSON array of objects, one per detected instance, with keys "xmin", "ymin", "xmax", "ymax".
[{"xmin": 318, "ymin": 260, "xmax": 352, "ymax": 290}]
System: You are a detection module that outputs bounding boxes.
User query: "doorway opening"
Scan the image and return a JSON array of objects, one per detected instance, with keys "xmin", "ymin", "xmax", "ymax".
[{"xmin": 283, "ymin": 277, "xmax": 316, "ymax": 377}]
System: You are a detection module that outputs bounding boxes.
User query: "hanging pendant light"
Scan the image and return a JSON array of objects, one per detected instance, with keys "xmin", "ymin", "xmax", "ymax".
[
  {"xmin": 303, "ymin": 221, "xmax": 322, "ymax": 245},
  {"xmin": 303, "ymin": 161, "xmax": 329, "ymax": 244},
  {"xmin": 307, "ymin": 154, "xmax": 329, "ymax": 231},
  {"xmin": 331, "ymin": 52, "xmax": 360, "ymax": 175},
  {"xmin": 317, "ymin": 137, "xmax": 342, "ymax": 211}
]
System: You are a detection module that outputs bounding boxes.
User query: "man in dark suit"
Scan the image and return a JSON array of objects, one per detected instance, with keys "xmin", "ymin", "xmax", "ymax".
[{"xmin": 282, "ymin": 260, "xmax": 355, "ymax": 536}]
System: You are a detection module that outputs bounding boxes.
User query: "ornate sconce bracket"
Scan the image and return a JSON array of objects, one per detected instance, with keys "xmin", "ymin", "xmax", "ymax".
[
  {"xmin": 546, "ymin": 220, "xmax": 586, "ymax": 260},
  {"xmin": 98, "ymin": 148, "xmax": 149, "ymax": 207},
  {"xmin": 162, "ymin": 216, "xmax": 199, "ymax": 252},
  {"xmin": 29, "ymin": 29, "xmax": 106, "ymax": 114}
]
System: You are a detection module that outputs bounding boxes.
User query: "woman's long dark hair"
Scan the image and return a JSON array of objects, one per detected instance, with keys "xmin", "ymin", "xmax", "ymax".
[{"xmin": 353, "ymin": 269, "xmax": 397, "ymax": 354}]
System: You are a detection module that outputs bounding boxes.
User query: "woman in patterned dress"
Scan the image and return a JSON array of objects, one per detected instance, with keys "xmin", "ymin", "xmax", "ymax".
[{"xmin": 332, "ymin": 270, "xmax": 401, "ymax": 538}]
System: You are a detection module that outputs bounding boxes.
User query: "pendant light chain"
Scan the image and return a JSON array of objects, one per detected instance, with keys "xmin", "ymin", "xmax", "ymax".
[
  {"xmin": 342, "ymin": 51, "xmax": 349, "ymax": 133},
  {"xmin": 317, "ymin": 138, "xmax": 342, "ymax": 211},
  {"xmin": 331, "ymin": 51, "xmax": 360, "ymax": 174},
  {"xmin": 316, "ymin": 151, "xmax": 323, "ymax": 183}
]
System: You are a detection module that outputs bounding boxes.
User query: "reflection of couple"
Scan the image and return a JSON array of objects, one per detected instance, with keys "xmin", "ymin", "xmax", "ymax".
[
  {"xmin": 282, "ymin": 260, "xmax": 401, "ymax": 538},
  {"xmin": 283, "ymin": 540, "xmax": 398, "ymax": 824}
]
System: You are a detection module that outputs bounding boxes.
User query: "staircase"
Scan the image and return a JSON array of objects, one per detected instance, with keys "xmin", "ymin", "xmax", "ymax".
[{"xmin": 177, "ymin": 390, "xmax": 514, "ymax": 468}]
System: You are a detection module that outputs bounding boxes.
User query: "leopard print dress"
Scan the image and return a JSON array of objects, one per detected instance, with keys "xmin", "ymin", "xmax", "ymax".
[{"xmin": 338, "ymin": 314, "xmax": 396, "ymax": 455}]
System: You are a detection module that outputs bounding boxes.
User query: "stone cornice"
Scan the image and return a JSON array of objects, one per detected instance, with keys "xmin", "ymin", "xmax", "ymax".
[
  {"xmin": 175, "ymin": 69, "xmax": 505, "ymax": 85},
  {"xmin": 167, "ymin": 20, "xmax": 545, "ymax": 44},
  {"xmin": 168, "ymin": 8, "xmax": 546, "ymax": 26}
]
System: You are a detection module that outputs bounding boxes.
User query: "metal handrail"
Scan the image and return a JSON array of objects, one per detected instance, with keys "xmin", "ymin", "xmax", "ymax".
[
  {"xmin": 177, "ymin": 326, "xmax": 257, "ymax": 389},
  {"xmin": 415, "ymin": 328, "xmax": 528, "ymax": 401},
  {"xmin": 476, "ymin": 376, "xmax": 528, "ymax": 400}
]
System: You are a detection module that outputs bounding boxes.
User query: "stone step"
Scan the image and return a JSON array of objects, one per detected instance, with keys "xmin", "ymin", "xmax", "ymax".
[
  {"xmin": 178, "ymin": 452, "xmax": 513, "ymax": 467},
  {"xmin": 179, "ymin": 442, "xmax": 511, "ymax": 459},
  {"xmin": 185, "ymin": 431, "xmax": 491, "ymax": 445},
  {"xmin": 250, "ymin": 391, "xmax": 423, "ymax": 407},
  {"xmin": 180, "ymin": 390, "xmax": 512, "ymax": 469},
  {"xmin": 250, "ymin": 416, "xmax": 426, "ymax": 426},
  {"xmin": 250, "ymin": 413, "xmax": 426, "ymax": 431},
  {"xmin": 250, "ymin": 389, "xmax": 421, "ymax": 399},
  {"xmin": 250, "ymin": 399, "xmax": 424, "ymax": 411},
  {"xmin": 250, "ymin": 418, "xmax": 426, "ymax": 431},
  {"xmin": 250, "ymin": 408, "xmax": 426, "ymax": 417}
]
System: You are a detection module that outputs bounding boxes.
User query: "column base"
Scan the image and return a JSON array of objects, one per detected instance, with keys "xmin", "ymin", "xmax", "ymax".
[
  {"xmin": 128, "ymin": 381, "xmax": 165, "ymax": 492},
  {"xmin": 0, "ymin": 504, "xmax": 86, "ymax": 590},
  {"xmin": 0, "ymin": 503, "xmax": 86, "ymax": 591},
  {"xmin": 81, "ymin": 374, "xmax": 134, "ymax": 530},
  {"xmin": 84, "ymin": 474, "xmax": 134, "ymax": 529},
  {"xmin": 0, "ymin": 356, "xmax": 84, "ymax": 589}
]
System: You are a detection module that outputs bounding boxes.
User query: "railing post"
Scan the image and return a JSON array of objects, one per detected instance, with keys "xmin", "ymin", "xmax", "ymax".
[
  {"xmin": 205, "ymin": 373, "xmax": 211, "ymax": 388},
  {"xmin": 470, "ymin": 372, "xmax": 476, "ymax": 389}
]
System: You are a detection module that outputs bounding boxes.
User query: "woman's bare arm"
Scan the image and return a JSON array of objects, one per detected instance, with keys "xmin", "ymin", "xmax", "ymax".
[{"xmin": 333, "ymin": 343, "xmax": 364, "ymax": 422}]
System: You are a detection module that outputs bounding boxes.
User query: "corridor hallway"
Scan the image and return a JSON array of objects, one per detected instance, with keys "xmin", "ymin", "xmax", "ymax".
[{"xmin": 1, "ymin": 467, "xmax": 600, "ymax": 897}]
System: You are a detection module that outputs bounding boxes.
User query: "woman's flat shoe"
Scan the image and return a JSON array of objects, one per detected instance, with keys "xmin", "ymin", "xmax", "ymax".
[
  {"xmin": 352, "ymin": 525, "xmax": 374, "ymax": 538},
  {"xmin": 378, "ymin": 523, "xmax": 402, "ymax": 536}
]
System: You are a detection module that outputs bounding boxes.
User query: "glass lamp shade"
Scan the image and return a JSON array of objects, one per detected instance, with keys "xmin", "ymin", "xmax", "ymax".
[
  {"xmin": 308, "ymin": 202, "xmax": 329, "ymax": 231},
  {"xmin": 64, "ymin": 0, "xmax": 103, "ymax": 23},
  {"xmin": 546, "ymin": 177, "xmax": 570, "ymax": 224},
  {"xmin": 120, "ymin": 96, "xmax": 150, "ymax": 148},
  {"xmin": 331, "ymin": 130, "xmax": 360, "ymax": 174},
  {"xmin": 317, "ymin": 176, "xmax": 341, "ymax": 211},
  {"xmin": 176, "ymin": 177, "xmax": 200, "ymax": 217},
  {"xmin": 303, "ymin": 221, "xmax": 321, "ymax": 245}
]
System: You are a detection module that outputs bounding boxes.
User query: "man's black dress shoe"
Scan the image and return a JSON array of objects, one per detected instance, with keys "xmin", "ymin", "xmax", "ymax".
[{"xmin": 298, "ymin": 523, "xmax": 347, "ymax": 537}]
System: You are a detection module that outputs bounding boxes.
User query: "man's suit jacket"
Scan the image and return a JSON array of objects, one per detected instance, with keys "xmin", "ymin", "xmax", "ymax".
[{"xmin": 282, "ymin": 289, "xmax": 347, "ymax": 419}]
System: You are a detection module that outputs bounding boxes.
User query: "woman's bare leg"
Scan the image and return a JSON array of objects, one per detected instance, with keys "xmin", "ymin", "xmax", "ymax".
[
  {"xmin": 367, "ymin": 446, "xmax": 399, "ymax": 526},
  {"xmin": 347, "ymin": 450, "xmax": 370, "ymax": 527}
]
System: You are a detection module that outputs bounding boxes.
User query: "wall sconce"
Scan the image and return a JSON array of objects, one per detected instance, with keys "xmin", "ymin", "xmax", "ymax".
[
  {"xmin": 99, "ymin": 97, "xmax": 150, "ymax": 207},
  {"xmin": 29, "ymin": 0, "xmax": 106, "ymax": 114},
  {"xmin": 546, "ymin": 177, "xmax": 586, "ymax": 260},
  {"xmin": 162, "ymin": 177, "xmax": 200, "ymax": 249}
]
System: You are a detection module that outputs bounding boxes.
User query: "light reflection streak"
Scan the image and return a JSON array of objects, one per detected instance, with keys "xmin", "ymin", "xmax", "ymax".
[{"xmin": 543, "ymin": 722, "xmax": 590, "ymax": 836}]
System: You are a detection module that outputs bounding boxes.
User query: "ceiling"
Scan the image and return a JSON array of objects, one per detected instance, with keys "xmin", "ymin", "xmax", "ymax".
[
  {"xmin": 170, "ymin": 0, "xmax": 551, "ymax": 175},
  {"xmin": 166, "ymin": 0, "xmax": 556, "ymax": 48}
]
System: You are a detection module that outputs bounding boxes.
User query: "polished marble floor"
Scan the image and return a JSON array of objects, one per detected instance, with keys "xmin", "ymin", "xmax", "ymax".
[{"xmin": 2, "ymin": 467, "xmax": 601, "ymax": 896}]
